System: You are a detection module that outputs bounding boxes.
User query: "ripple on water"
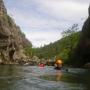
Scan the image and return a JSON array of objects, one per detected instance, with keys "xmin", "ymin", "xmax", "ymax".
[{"xmin": 0, "ymin": 66, "xmax": 89, "ymax": 90}]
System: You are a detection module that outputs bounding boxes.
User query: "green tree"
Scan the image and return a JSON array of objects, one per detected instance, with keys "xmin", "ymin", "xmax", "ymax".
[
  {"xmin": 62, "ymin": 24, "xmax": 79, "ymax": 37},
  {"xmin": 24, "ymin": 45, "xmax": 32, "ymax": 58},
  {"xmin": 32, "ymin": 24, "xmax": 80, "ymax": 64}
]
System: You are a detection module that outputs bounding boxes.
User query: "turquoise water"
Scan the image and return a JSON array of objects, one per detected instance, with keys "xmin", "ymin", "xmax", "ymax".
[{"xmin": 0, "ymin": 65, "xmax": 89, "ymax": 90}]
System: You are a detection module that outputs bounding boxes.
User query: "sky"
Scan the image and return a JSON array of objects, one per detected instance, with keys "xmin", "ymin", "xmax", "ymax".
[{"xmin": 4, "ymin": 0, "xmax": 89, "ymax": 47}]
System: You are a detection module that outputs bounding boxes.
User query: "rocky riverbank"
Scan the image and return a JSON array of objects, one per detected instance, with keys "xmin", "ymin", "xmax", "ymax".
[{"xmin": 0, "ymin": 0, "xmax": 32, "ymax": 64}]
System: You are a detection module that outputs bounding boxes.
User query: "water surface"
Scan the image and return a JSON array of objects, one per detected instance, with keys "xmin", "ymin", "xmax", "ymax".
[{"xmin": 0, "ymin": 65, "xmax": 90, "ymax": 90}]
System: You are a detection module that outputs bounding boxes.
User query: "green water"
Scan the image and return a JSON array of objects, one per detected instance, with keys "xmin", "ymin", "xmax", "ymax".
[{"xmin": 0, "ymin": 65, "xmax": 89, "ymax": 90}]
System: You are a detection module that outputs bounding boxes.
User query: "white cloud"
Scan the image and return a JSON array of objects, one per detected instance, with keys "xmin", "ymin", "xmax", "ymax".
[
  {"xmin": 35, "ymin": 0, "xmax": 89, "ymax": 20},
  {"xmin": 25, "ymin": 30, "xmax": 61, "ymax": 47},
  {"xmin": 4, "ymin": 0, "xmax": 89, "ymax": 47}
]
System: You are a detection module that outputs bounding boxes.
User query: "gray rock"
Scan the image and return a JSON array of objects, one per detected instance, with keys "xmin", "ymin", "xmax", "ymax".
[{"xmin": 0, "ymin": 0, "xmax": 32, "ymax": 64}]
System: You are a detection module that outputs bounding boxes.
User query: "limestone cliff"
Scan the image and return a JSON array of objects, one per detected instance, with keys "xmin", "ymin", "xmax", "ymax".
[
  {"xmin": 0, "ymin": 0, "xmax": 32, "ymax": 64},
  {"xmin": 71, "ymin": 6, "xmax": 90, "ymax": 67}
]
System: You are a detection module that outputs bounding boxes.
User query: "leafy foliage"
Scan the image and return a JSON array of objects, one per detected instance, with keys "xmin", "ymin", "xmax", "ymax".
[
  {"xmin": 24, "ymin": 45, "xmax": 32, "ymax": 58},
  {"xmin": 62, "ymin": 24, "xmax": 79, "ymax": 37},
  {"xmin": 32, "ymin": 24, "xmax": 80, "ymax": 63},
  {"xmin": 25, "ymin": 24, "xmax": 80, "ymax": 65}
]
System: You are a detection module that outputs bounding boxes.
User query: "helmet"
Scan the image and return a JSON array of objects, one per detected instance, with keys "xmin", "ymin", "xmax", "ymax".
[{"xmin": 56, "ymin": 60, "xmax": 63, "ymax": 64}]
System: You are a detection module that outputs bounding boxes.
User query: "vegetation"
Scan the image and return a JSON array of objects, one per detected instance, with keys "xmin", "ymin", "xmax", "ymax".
[
  {"xmin": 31, "ymin": 24, "xmax": 80, "ymax": 64},
  {"xmin": 25, "ymin": 22, "xmax": 90, "ymax": 67},
  {"xmin": 24, "ymin": 44, "xmax": 32, "ymax": 58}
]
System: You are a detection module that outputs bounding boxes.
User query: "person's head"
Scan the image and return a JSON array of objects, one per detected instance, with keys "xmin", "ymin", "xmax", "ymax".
[{"xmin": 56, "ymin": 60, "xmax": 63, "ymax": 64}]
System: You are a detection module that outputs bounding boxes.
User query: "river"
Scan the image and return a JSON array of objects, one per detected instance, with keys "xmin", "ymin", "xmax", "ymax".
[{"xmin": 0, "ymin": 65, "xmax": 90, "ymax": 90}]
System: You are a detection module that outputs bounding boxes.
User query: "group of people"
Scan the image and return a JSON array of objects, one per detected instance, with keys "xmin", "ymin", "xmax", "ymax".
[{"xmin": 38, "ymin": 59, "xmax": 63, "ymax": 70}]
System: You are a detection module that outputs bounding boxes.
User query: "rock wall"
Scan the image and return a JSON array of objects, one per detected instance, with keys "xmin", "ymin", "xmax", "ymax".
[
  {"xmin": 0, "ymin": 0, "xmax": 32, "ymax": 64},
  {"xmin": 71, "ymin": 6, "xmax": 90, "ymax": 67}
]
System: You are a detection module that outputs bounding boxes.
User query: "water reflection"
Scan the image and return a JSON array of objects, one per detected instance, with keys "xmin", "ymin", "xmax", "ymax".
[
  {"xmin": 40, "ymin": 70, "xmax": 78, "ymax": 83},
  {"xmin": 0, "ymin": 65, "xmax": 89, "ymax": 90},
  {"xmin": 0, "ymin": 65, "xmax": 21, "ymax": 76},
  {"xmin": 55, "ymin": 71, "xmax": 62, "ymax": 81},
  {"xmin": 0, "ymin": 65, "xmax": 23, "ymax": 90}
]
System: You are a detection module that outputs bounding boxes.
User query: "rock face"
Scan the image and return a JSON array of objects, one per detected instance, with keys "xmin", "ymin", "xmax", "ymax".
[
  {"xmin": 0, "ymin": 0, "xmax": 7, "ymax": 15},
  {"xmin": 0, "ymin": 0, "xmax": 32, "ymax": 64},
  {"xmin": 72, "ymin": 6, "xmax": 90, "ymax": 67}
]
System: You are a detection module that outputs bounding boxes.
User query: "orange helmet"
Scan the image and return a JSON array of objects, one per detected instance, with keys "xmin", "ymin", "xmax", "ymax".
[{"xmin": 56, "ymin": 60, "xmax": 63, "ymax": 64}]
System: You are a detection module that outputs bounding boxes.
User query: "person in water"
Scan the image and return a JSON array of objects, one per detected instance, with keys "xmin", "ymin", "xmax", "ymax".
[
  {"xmin": 38, "ymin": 62, "xmax": 45, "ymax": 67},
  {"xmin": 54, "ymin": 59, "xmax": 63, "ymax": 70}
]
